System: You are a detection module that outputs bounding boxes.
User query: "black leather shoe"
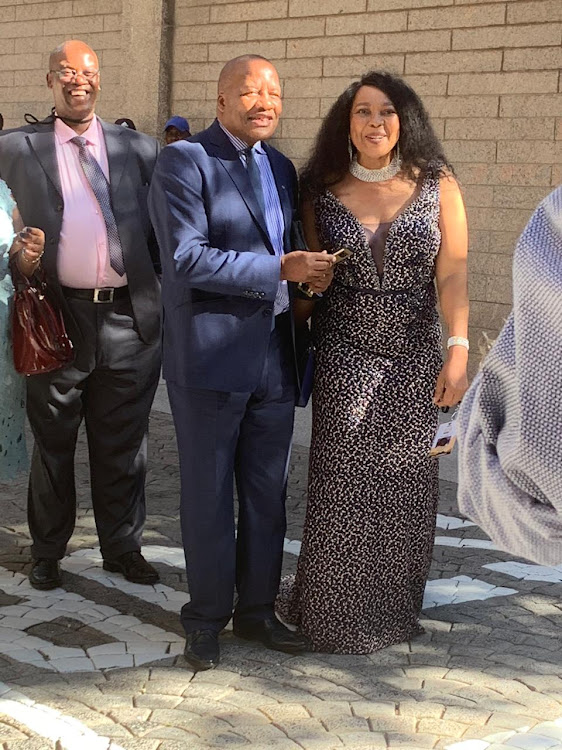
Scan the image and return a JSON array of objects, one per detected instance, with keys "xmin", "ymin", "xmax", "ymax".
[
  {"xmin": 103, "ymin": 551, "xmax": 159, "ymax": 584},
  {"xmin": 29, "ymin": 559, "xmax": 62, "ymax": 590},
  {"xmin": 184, "ymin": 630, "xmax": 220, "ymax": 671},
  {"xmin": 233, "ymin": 617, "xmax": 307, "ymax": 654}
]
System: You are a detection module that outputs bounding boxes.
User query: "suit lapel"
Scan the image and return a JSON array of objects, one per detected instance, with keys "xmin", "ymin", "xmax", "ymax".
[
  {"xmin": 208, "ymin": 121, "xmax": 273, "ymax": 253},
  {"xmin": 265, "ymin": 143, "xmax": 293, "ymax": 251},
  {"xmin": 27, "ymin": 128, "xmax": 63, "ymax": 199},
  {"xmin": 218, "ymin": 156, "xmax": 273, "ymax": 244},
  {"xmin": 99, "ymin": 120, "xmax": 135, "ymax": 272},
  {"xmin": 101, "ymin": 120, "xmax": 129, "ymax": 200}
]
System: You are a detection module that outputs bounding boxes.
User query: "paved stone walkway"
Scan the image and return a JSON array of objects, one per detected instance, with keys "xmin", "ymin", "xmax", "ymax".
[{"xmin": 1, "ymin": 410, "xmax": 562, "ymax": 750}]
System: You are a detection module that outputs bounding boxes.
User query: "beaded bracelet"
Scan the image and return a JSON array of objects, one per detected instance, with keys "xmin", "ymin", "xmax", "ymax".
[
  {"xmin": 447, "ymin": 336, "xmax": 469, "ymax": 351},
  {"xmin": 21, "ymin": 247, "xmax": 42, "ymax": 265}
]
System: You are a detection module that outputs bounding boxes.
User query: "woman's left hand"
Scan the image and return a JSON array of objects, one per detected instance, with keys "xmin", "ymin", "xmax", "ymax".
[
  {"xmin": 433, "ymin": 350, "xmax": 469, "ymax": 408},
  {"xmin": 16, "ymin": 226, "xmax": 45, "ymax": 260},
  {"xmin": 308, "ymin": 265, "xmax": 334, "ymax": 294}
]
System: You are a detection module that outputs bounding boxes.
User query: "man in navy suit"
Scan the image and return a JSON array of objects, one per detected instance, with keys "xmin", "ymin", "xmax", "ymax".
[{"xmin": 149, "ymin": 55, "xmax": 334, "ymax": 670}]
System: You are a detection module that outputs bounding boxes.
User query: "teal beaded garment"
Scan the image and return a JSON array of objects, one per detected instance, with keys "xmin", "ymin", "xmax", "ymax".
[{"xmin": 0, "ymin": 178, "xmax": 27, "ymax": 480}]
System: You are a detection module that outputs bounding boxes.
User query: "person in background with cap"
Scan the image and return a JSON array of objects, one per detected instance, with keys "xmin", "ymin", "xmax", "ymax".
[
  {"xmin": 164, "ymin": 115, "xmax": 191, "ymax": 145},
  {"xmin": 115, "ymin": 117, "xmax": 136, "ymax": 130}
]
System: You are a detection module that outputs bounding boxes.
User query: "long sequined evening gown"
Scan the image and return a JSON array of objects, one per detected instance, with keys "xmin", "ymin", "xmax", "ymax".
[{"xmin": 278, "ymin": 172, "xmax": 443, "ymax": 653}]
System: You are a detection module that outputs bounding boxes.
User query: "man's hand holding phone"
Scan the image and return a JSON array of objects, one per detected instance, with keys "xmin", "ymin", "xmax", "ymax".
[
  {"xmin": 280, "ymin": 250, "xmax": 335, "ymax": 287},
  {"xmin": 294, "ymin": 247, "xmax": 352, "ymax": 297}
]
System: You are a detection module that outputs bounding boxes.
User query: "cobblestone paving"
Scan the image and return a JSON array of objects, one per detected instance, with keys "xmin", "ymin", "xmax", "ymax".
[{"xmin": 1, "ymin": 411, "xmax": 562, "ymax": 750}]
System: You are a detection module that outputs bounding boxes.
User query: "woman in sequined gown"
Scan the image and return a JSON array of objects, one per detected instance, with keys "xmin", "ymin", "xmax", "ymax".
[
  {"xmin": 278, "ymin": 71, "xmax": 469, "ymax": 654},
  {"xmin": 0, "ymin": 178, "xmax": 45, "ymax": 480}
]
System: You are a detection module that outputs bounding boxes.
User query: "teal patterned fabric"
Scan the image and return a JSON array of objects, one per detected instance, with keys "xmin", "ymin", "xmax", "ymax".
[{"xmin": 0, "ymin": 178, "xmax": 27, "ymax": 480}]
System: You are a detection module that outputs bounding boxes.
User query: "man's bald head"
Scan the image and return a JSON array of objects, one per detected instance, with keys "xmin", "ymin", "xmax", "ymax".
[
  {"xmin": 49, "ymin": 40, "xmax": 98, "ymax": 71},
  {"xmin": 217, "ymin": 55, "xmax": 269, "ymax": 94},
  {"xmin": 216, "ymin": 55, "xmax": 282, "ymax": 146},
  {"xmin": 47, "ymin": 39, "xmax": 100, "ymax": 133}
]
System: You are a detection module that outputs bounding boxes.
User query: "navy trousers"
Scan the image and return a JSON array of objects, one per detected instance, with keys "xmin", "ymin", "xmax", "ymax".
[{"xmin": 167, "ymin": 314, "xmax": 296, "ymax": 634}]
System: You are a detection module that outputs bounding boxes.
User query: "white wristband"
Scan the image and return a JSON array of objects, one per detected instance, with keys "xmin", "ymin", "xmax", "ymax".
[{"xmin": 447, "ymin": 336, "xmax": 469, "ymax": 351}]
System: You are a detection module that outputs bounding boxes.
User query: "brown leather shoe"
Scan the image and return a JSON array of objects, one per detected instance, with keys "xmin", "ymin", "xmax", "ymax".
[
  {"xmin": 29, "ymin": 559, "xmax": 62, "ymax": 590},
  {"xmin": 103, "ymin": 551, "xmax": 159, "ymax": 584}
]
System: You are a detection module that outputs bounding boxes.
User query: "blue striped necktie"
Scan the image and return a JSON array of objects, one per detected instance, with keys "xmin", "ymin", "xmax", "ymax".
[
  {"xmin": 71, "ymin": 136, "xmax": 126, "ymax": 277},
  {"xmin": 244, "ymin": 147, "xmax": 266, "ymax": 219}
]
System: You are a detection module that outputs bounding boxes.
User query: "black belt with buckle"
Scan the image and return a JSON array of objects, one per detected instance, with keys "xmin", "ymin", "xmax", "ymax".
[{"xmin": 61, "ymin": 286, "xmax": 129, "ymax": 303}]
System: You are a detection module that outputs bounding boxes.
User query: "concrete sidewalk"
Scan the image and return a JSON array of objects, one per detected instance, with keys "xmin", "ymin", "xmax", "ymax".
[{"xmin": 1, "ymin": 396, "xmax": 561, "ymax": 750}]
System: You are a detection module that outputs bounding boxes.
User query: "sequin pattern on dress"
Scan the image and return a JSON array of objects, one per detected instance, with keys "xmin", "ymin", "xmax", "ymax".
[{"xmin": 277, "ymin": 171, "xmax": 443, "ymax": 654}]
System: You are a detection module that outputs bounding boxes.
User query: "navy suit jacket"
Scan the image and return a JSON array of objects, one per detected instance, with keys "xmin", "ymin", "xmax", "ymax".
[{"xmin": 149, "ymin": 119, "xmax": 299, "ymax": 392}]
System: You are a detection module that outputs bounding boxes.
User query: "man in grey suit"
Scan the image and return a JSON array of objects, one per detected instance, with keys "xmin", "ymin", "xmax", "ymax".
[{"xmin": 0, "ymin": 40, "xmax": 161, "ymax": 590}]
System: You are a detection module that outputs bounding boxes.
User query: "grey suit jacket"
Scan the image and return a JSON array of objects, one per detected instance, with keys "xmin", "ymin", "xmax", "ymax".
[{"xmin": 0, "ymin": 117, "xmax": 161, "ymax": 345}]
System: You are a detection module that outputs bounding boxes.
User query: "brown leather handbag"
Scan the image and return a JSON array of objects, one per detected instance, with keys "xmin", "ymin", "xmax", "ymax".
[{"xmin": 9, "ymin": 257, "xmax": 74, "ymax": 376}]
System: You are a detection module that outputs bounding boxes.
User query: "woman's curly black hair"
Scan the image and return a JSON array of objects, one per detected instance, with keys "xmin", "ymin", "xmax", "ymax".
[{"xmin": 300, "ymin": 70, "xmax": 453, "ymax": 195}]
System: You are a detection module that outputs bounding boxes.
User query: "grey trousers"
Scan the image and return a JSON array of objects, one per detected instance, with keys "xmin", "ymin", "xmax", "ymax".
[{"xmin": 26, "ymin": 292, "xmax": 161, "ymax": 560}]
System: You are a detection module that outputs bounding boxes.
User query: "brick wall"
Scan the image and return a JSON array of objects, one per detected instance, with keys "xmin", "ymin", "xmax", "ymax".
[
  {"xmin": 0, "ymin": 0, "xmax": 123, "ymax": 125},
  {"xmin": 172, "ymin": 0, "xmax": 562, "ymax": 357},
  {"xmin": 0, "ymin": 0, "xmax": 560, "ymax": 357}
]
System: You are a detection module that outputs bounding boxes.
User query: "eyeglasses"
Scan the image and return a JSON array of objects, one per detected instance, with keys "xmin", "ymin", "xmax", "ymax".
[{"xmin": 49, "ymin": 68, "xmax": 99, "ymax": 83}]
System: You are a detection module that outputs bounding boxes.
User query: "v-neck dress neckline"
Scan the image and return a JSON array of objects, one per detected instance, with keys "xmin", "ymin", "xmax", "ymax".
[{"xmin": 325, "ymin": 178, "xmax": 428, "ymax": 291}]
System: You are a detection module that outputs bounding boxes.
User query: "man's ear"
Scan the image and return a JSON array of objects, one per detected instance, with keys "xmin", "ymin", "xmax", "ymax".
[
  {"xmin": 217, "ymin": 93, "xmax": 225, "ymax": 113},
  {"xmin": 46, "ymin": 72, "xmax": 53, "ymax": 90}
]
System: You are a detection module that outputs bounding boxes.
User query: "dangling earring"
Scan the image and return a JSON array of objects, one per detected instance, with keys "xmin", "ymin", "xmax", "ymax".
[
  {"xmin": 394, "ymin": 141, "xmax": 401, "ymax": 165},
  {"xmin": 347, "ymin": 135, "xmax": 353, "ymax": 162}
]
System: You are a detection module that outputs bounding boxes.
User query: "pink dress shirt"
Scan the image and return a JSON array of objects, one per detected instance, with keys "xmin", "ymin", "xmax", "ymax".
[{"xmin": 54, "ymin": 116, "xmax": 127, "ymax": 288}]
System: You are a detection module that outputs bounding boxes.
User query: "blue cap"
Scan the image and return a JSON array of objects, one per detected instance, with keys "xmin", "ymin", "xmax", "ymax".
[{"xmin": 164, "ymin": 115, "xmax": 190, "ymax": 133}]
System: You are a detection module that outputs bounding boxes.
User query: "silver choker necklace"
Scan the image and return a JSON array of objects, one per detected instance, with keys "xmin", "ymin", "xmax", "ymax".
[{"xmin": 349, "ymin": 154, "xmax": 402, "ymax": 183}]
